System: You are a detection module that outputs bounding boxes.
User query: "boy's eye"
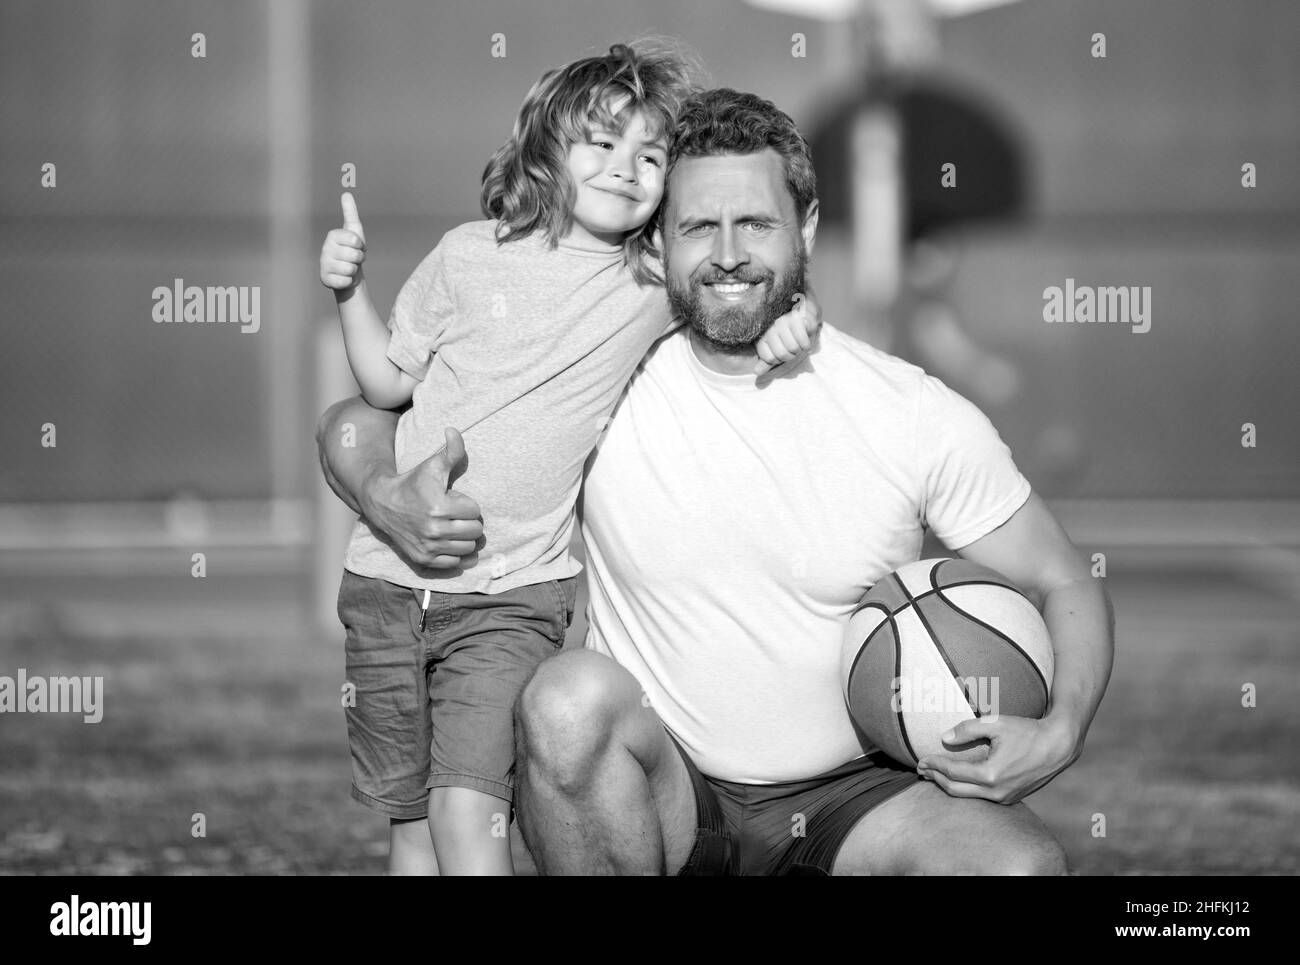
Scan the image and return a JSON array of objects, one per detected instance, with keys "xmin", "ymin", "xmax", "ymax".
[
  {"xmin": 590, "ymin": 139, "xmax": 614, "ymax": 150},
  {"xmin": 639, "ymin": 154, "xmax": 662, "ymax": 167}
]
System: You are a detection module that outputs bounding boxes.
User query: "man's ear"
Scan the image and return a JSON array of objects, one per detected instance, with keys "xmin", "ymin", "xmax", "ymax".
[{"xmin": 801, "ymin": 199, "xmax": 819, "ymax": 256}]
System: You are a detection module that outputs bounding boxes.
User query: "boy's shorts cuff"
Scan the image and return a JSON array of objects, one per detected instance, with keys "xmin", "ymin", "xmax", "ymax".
[
  {"xmin": 426, "ymin": 772, "xmax": 514, "ymax": 804},
  {"xmin": 350, "ymin": 784, "xmax": 429, "ymax": 822}
]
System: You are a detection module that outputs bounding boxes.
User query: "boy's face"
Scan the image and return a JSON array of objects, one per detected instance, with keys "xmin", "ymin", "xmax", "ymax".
[{"xmin": 565, "ymin": 104, "xmax": 668, "ymax": 247}]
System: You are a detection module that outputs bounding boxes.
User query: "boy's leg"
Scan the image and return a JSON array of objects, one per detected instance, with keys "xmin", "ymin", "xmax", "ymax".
[
  {"xmin": 338, "ymin": 571, "xmax": 438, "ymax": 870},
  {"xmin": 422, "ymin": 577, "xmax": 578, "ymax": 876},
  {"xmin": 427, "ymin": 787, "xmax": 512, "ymax": 875},
  {"xmin": 389, "ymin": 817, "xmax": 439, "ymax": 876}
]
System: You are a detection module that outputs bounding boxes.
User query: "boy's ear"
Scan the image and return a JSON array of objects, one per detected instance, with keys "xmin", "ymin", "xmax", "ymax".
[{"xmin": 801, "ymin": 199, "xmax": 819, "ymax": 256}]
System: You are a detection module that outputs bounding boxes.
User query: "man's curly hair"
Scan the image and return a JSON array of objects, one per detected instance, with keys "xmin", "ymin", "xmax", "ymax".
[{"xmin": 663, "ymin": 88, "xmax": 818, "ymax": 223}]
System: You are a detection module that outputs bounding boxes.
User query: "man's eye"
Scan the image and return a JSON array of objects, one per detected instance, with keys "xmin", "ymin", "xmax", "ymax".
[
  {"xmin": 742, "ymin": 222, "xmax": 771, "ymax": 232},
  {"xmin": 683, "ymin": 224, "xmax": 712, "ymax": 237}
]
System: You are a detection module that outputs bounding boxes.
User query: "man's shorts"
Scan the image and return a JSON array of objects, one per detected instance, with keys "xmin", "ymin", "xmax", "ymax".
[
  {"xmin": 672, "ymin": 736, "xmax": 922, "ymax": 876},
  {"xmin": 337, "ymin": 569, "xmax": 578, "ymax": 821}
]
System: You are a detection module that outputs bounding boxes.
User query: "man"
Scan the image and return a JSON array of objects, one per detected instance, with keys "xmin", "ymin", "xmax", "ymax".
[{"xmin": 319, "ymin": 89, "xmax": 1114, "ymax": 876}]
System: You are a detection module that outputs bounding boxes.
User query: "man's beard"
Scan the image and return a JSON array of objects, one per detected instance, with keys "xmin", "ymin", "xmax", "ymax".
[{"xmin": 667, "ymin": 248, "xmax": 808, "ymax": 356}]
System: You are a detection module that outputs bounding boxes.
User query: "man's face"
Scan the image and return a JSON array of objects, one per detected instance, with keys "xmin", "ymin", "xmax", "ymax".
[{"xmin": 663, "ymin": 149, "xmax": 817, "ymax": 353}]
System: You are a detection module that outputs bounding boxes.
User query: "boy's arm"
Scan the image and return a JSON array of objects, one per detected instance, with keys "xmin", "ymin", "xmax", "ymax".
[
  {"xmin": 316, "ymin": 396, "xmax": 483, "ymax": 569},
  {"xmin": 321, "ymin": 194, "xmax": 420, "ymax": 410},
  {"xmin": 336, "ymin": 279, "xmax": 420, "ymax": 410}
]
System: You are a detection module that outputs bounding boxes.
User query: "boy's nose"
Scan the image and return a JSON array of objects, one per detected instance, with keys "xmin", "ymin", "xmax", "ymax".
[{"xmin": 608, "ymin": 154, "xmax": 636, "ymax": 183}]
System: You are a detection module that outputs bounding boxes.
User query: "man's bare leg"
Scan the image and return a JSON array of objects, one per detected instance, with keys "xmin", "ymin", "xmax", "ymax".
[
  {"xmin": 832, "ymin": 780, "xmax": 1069, "ymax": 875},
  {"xmin": 514, "ymin": 650, "xmax": 697, "ymax": 875}
]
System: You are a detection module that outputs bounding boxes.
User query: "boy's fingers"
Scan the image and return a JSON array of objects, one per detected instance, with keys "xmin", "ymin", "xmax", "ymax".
[
  {"xmin": 340, "ymin": 192, "xmax": 365, "ymax": 242},
  {"xmin": 752, "ymin": 341, "xmax": 778, "ymax": 375},
  {"xmin": 790, "ymin": 322, "xmax": 812, "ymax": 351},
  {"xmin": 335, "ymin": 230, "xmax": 364, "ymax": 251}
]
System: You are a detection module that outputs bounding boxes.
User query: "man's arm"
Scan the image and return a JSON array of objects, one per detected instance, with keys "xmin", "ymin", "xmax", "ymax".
[
  {"xmin": 916, "ymin": 491, "xmax": 1115, "ymax": 804},
  {"xmin": 316, "ymin": 396, "xmax": 484, "ymax": 569}
]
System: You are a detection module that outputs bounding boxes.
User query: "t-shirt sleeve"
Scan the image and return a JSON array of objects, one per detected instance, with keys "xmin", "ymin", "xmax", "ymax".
[
  {"xmin": 914, "ymin": 374, "xmax": 1032, "ymax": 549},
  {"xmin": 385, "ymin": 243, "xmax": 455, "ymax": 380}
]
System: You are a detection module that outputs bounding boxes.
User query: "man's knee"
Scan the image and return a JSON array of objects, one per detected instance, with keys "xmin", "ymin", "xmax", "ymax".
[
  {"xmin": 516, "ymin": 650, "xmax": 635, "ymax": 789},
  {"xmin": 836, "ymin": 785, "xmax": 1070, "ymax": 875},
  {"xmin": 993, "ymin": 832, "xmax": 1069, "ymax": 876},
  {"xmin": 917, "ymin": 816, "xmax": 1069, "ymax": 876}
]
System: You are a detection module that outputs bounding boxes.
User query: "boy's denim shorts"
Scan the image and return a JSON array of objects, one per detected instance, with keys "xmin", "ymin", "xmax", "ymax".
[{"xmin": 337, "ymin": 569, "xmax": 578, "ymax": 820}]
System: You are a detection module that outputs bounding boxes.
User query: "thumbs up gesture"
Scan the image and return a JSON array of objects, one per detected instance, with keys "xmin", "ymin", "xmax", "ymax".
[
  {"xmin": 369, "ymin": 427, "xmax": 485, "ymax": 570},
  {"xmin": 320, "ymin": 192, "xmax": 367, "ymax": 292},
  {"xmin": 422, "ymin": 426, "xmax": 470, "ymax": 495}
]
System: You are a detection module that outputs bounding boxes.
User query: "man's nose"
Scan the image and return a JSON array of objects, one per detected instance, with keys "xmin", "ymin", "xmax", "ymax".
[{"xmin": 711, "ymin": 226, "xmax": 747, "ymax": 272}]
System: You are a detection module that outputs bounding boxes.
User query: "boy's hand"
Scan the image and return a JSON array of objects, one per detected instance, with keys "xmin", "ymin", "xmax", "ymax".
[
  {"xmin": 320, "ymin": 192, "xmax": 367, "ymax": 293},
  {"xmin": 754, "ymin": 286, "xmax": 823, "ymax": 376}
]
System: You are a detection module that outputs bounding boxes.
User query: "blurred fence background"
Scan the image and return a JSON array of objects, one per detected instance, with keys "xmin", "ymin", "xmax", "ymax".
[{"xmin": 1, "ymin": 0, "xmax": 1297, "ymax": 874}]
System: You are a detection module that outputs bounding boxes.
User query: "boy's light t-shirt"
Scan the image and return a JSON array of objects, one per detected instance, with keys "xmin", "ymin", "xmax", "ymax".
[
  {"xmin": 344, "ymin": 219, "xmax": 676, "ymax": 594},
  {"xmin": 579, "ymin": 323, "xmax": 1032, "ymax": 784}
]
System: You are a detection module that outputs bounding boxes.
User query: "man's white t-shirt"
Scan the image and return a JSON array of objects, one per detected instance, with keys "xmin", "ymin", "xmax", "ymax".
[{"xmin": 579, "ymin": 322, "xmax": 1032, "ymax": 784}]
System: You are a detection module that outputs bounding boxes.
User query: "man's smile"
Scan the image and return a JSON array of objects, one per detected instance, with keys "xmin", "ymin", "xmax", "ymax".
[{"xmin": 700, "ymin": 277, "xmax": 768, "ymax": 302}]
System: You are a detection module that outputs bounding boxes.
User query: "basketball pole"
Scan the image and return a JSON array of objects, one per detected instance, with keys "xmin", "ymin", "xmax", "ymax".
[{"xmin": 267, "ymin": 0, "xmax": 312, "ymax": 543}]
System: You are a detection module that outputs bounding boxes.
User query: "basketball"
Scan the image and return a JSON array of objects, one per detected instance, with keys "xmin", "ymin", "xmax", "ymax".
[{"xmin": 841, "ymin": 558, "xmax": 1054, "ymax": 767}]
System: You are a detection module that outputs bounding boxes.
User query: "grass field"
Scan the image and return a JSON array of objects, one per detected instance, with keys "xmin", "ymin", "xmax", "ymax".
[{"xmin": 1, "ymin": 545, "xmax": 1298, "ymax": 875}]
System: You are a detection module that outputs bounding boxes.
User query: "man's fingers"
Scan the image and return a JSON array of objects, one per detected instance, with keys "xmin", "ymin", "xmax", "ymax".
[
  {"xmin": 340, "ymin": 192, "xmax": 365, "ymax": 242},
  {"xmin": 442, "ymin": 426, "xmax": 466, "ymax": 464},
  {"xmin": 440, "ymin": 427, "xmax": 468, "ymax": 490},
  {"xmin": 919, "ymin": 768, "xmax": 992, "ymax": 800},
  {"xmin": 424, "ymin": 510, "xmax": 483, "ymax": 540},
  {"xmin": 416, "ymin": 552, "xmax": 477, "ymax": 570},
  {"xmin": 917, "ymin": 756, "xmax": 992, "ymax": 786},
  {"xmin": 945, "ymin": 718, "xmax": 1001, "ymax": 746},
  {"xmin": 423, "ymin": 538, "xmax": 479, "ymax": 558},
  {"xmin": 413, "ymin": 427, "xmax": 469, "ymax": 493}
]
